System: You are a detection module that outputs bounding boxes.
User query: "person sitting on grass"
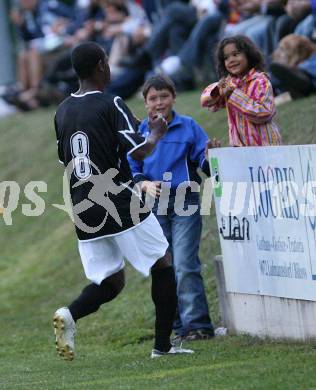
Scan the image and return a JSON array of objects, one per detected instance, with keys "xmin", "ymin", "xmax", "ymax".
[{"xmin": 270, "ymin": 34, "xmax": 316, "ymax": 98}]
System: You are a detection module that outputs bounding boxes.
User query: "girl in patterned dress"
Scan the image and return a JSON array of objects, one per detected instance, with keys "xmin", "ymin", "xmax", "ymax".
[{"xmin": 201, "ymin": 35, "xmax": 282, "ymax": 147}]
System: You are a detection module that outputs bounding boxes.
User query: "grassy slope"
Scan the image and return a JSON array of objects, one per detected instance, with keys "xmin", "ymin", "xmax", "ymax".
[{"xmin": 0, "ymin": 93, "xmax": 316, "ymax": 389}]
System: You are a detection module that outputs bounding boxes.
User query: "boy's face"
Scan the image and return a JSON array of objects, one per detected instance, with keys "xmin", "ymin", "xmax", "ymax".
[{"xmin": 145, "ymin": 87, "xmax": 175, "ymax": 123}]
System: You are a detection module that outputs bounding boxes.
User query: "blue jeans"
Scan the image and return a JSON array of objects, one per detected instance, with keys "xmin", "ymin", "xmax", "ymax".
[
  {"xmin": 146, "ymin": 2, "xmax": 197, "ymax": 62},
  {"xmin": 295, "ymin": 14, "xmax": 315, "ymax": 39},
  {"xmin": 179, "ymin": 10, "xmax": 224, "ymax": 69},
  {"xmin": 153, "ymin": 193, "xmax": 213, "ymax": 336}
]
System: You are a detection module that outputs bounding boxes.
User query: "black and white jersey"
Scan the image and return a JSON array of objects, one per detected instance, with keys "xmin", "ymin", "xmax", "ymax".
[{"xmin": 54, "ymin": 91, "xmax": 150, "ymax": 241}]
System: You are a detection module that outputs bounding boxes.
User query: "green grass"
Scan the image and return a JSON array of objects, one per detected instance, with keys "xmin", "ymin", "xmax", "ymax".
[{"xmin": 1, "ymin": 93, "xmax": 316, "ymax": 389}]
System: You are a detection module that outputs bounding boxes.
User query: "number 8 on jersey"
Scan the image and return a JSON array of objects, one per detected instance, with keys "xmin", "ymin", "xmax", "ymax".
[{"xmin": 70, "ymin": 131, "xmax": 92, "ymax": 180}]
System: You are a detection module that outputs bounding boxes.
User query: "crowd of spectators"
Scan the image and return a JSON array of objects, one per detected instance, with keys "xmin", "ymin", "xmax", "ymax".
[{"xmin": 3, "ymin": 0, "xmax": 316, "ymax": 112}]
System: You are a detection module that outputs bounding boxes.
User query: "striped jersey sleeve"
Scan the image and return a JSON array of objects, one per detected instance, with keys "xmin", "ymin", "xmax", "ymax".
[{"xmin": 113, "ymin": 96, "xmax": 146, "ymax": 153}]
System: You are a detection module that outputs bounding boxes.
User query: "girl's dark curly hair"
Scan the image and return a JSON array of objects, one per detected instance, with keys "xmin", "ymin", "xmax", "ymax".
[{"xmin": 216, "ymin": 35, "xmax": 265, "ymax": 78}]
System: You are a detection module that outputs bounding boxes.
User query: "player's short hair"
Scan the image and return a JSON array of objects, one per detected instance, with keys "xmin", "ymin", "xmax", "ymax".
[
  {"xmin": 142, "ymin": 75, "xmax": 176, "ymax": 99},
  {"xmin": 71, "ymin": 42, "xmax": 107, "ymax": 79}
]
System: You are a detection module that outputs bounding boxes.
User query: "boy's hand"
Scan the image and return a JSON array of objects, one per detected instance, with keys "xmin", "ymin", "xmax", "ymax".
[
  {"xmin": 148, "ymin": 113, "xmax": 168, "ymax": 140},
  {"xmin": 205, "ymin": 138, "xmax": 221, "ymax": 158},
  {"xmin": 140, "ymin": 180, "xmax": 161, "ymax": 198}
]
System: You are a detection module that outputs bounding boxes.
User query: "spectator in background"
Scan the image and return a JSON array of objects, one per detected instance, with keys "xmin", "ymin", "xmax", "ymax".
[
  {"xmin": 119, "ymin": 1, "xmax": 225, "ymax": 92},
  {"xmin": 31, "ymin": 0, "xmax": 152, "ymax": 102},
  {"xmin": 158, "ymin": 0, "xmax": 229, "ymax": 89},
  {"xmin": 9, "ymin": 0, "xmax": 74, "ymax": 110},
  {"xmin": 10, "ymin": 0, "xmax": 46, "ymax": 110},
  {"xmin": 51, "ymin": 0, "xmax": 152, "ymax": 99},
  {"xmin": 271, "ymin": 0, "xmax": 310, "ymax": 48},
  {"xmin": 273, "ymin": 0, "xmax": 312, "ymax": 45},
  {"xmin": 289, "ymin": 0, "xmax": 315, "ymax": 40},
  {"xmin": 43, "ymin": 0, "xmax": 106, "ymax": 98},
  {"xmin": 9, "ymin": 0, "xmax": 315, "ymax": 105},
  {"xmin": 97, "ymin": 0, "xmax": 151, "ymax": 77},
  {"xmin": 121, "ymin": 1, "xmax": 203, "ymax": 72},
  {"xmin": 271, "ymin": 34, "xmax": 316, "ymax": 97},
  {"xmin": 62, "ymin": 0, "xmax": 105, "ymax": 48},
  {"xmin": 223, "ymin": 0, "xmax": 287, "ymax": 60}
]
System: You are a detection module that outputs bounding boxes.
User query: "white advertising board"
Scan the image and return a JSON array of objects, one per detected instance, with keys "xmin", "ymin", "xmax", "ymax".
[{"xmin": 209, "ymin": 145, "xmax": 316, "ymax": 301}]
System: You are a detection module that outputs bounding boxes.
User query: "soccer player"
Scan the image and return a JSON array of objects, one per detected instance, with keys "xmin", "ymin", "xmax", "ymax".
[{"xmin": 53, "ymin": 41, "xmax": 193, "ymax": 360}]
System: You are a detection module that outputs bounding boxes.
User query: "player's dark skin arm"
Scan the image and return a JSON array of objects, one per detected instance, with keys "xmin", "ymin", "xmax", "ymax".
[{"xmin": 129, "ymin": 115, "xmax": 168, "ymax": 160}]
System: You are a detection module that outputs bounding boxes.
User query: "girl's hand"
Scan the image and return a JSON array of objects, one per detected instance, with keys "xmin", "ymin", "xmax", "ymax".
[
  {"xmin": 218, "ymin": 78, "xmax": 235, "ymax": 98},
  {"xmin": 140, "ymin": 181, "xmax": 161, "ymax": 198},
  {"xmin": 205, "ymin": 138, "xmax": 221, "ymax": 158},
  {"xmin": 200, "ymin": 83, "xmax": 220, "ymax": 108}
]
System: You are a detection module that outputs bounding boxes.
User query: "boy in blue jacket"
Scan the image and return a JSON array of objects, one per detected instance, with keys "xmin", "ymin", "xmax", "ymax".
[{"xmin": 128, "ymin": 75, "xmax": 214, "ymax": 340}]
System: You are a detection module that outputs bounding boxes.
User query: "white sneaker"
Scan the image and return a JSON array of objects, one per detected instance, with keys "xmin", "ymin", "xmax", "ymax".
[
  {"xmin": 151, "ymin": 346, "xmax": 194, "ymax": 358},
  {"xmin": 53, "ymin": 307, "xmax": 76, "ymax": 361}
]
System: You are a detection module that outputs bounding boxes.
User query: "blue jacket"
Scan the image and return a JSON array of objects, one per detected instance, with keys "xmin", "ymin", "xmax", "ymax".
[{"xmin": 128, "ymin": 112, "xmax": 210, "ymax": 190}]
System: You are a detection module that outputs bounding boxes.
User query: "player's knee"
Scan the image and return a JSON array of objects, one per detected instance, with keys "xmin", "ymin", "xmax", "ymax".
[
  {"xmin": 109, "ymin": 269, "xmax": 125, "ymax": 297},
  {"xmin": 151, "ymin": 251, "xmax": 172, "ymax": 271}
]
